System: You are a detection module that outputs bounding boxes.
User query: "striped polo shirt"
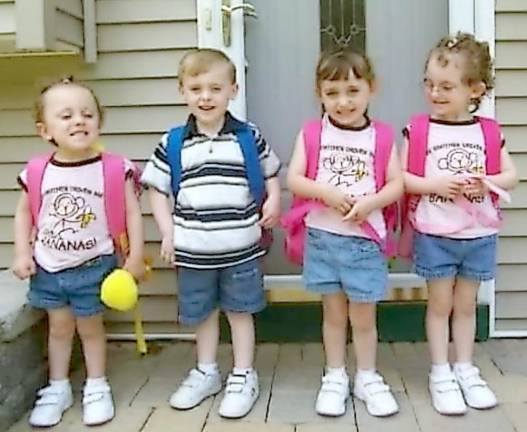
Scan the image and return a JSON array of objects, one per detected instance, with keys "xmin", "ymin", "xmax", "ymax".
[{"xmin": 141, "ymin": 112, "xmax": 281, "ymax": 269}]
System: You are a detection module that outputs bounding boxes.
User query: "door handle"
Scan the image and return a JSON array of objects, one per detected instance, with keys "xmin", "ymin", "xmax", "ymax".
[{"xmin": 222, "ymin": 0, "xmax": 257, "ymax": 46}]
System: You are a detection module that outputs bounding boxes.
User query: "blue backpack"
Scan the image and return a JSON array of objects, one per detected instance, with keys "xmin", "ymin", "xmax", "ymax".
[{"xmin": 165, "ymin": 123, "xmax": 265, "ymax": 206}]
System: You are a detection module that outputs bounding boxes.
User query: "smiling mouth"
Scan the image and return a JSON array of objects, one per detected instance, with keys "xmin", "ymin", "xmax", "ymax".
[
  {"xmin": 199, "ymin": 106, "xmax": 215, "ymax": 111},
  {"xmin": 70, "ymin": 131, "xmax": 88, "ymax": 136}
]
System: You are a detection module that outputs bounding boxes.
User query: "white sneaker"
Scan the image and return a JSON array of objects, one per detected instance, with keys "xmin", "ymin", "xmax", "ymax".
[
  {"xmin": 82, "ymin": 382, "xmax": 115, "ymax": 426},
  {"xmin": 29, "ymin": 383, "xmax": 73, "ymax": 427},
  {"xmin": 315, "ymin": 370, "xmax": 349, "ymax": 416},
  {"xmin": 218, "ymin": 370, "xmax": 259, "ymax": 418},
  {"xmin": 429, "ymin": 371, "xmax": 467, "ymax": 415},
  {"xmin": 169, "ymin": 368, "xmax": 222, "ymax": 410},
  {"xmin": 353, "ymin": 372, "xmax": 399, "ymax": 417},
  {"xmin": 454, "ymin": 365, "xmax": 497, "ymax": 409}
]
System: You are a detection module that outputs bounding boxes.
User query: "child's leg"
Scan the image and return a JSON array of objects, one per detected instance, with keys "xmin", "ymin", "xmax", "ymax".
[
  {"xmin": 216, "ymin": 257, "xmax": 266, "ymax": 419},
  {"xmin": 28, "ymin": 308, "xmax": 75, "ymax": 427},
  {"xmin": 76, "ymin": 313, "xmax": 106, "ymax": 378},
  {"xmin": 426, "ymin": 278, "xmax": 467, "ymax": 415},
  {"xmin": 349, "ymin": 301, "xmax": 398, "ymax": 417},
  {"xmin": 196, "ymin": 308, "xmax": 220, "ymax": 365},
  {"xmin": 451, "ymin": 277, "xmax": 497, "ymax": 409},
  {"xmin": 426, "ymin": 277, "xmax": 455, "ymax": 365},
  {"xmin": 348, "ymin": 302, "xmax": 377, "ymax": 370},
  {"xmin": 48, "ymin": 307, "xmax": 76, "ymax": 379},
  {"xmin": 225, "ymin": 311, "xmax": 254, "ymax": 369},
  {"xmin": 451, "ymin": 277, "xmax": 479, "ymax": 363},
  {"xmin": 322, "ymin": 292, "xmax": 349, "ymax": 368},
  {"xmin": 77, "ymin": 313, "xmax": 114, "ymax": 426}
]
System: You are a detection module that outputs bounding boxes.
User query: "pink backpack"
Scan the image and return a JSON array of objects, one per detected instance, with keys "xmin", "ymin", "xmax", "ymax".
[
  {"xmin": 399, "ymin": 114, "xmax": 502, "ymax": 258},
  {"xmin": 281, "ymin": 119, "xmax": 397, "ymax": 265},
  {"xmin": 26, "ymin": 152, "xmax": 140, "ymax": 259}
]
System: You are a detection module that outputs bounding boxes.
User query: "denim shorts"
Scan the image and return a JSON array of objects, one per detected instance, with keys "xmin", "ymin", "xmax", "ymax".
[
  {"xmin": 413, "ymin": 232, "xmax": 497, "ymax": 282},
  {"xmin": 28, "ymin": 254, "xmax": 118, "ymax": 317},
  {"xmin": 177, "ymin": 258, "xmax": 266, "ymax": 326},
  {"xmin": 303, "ymin": 228, "xmax": 388, "ymax": 303}
]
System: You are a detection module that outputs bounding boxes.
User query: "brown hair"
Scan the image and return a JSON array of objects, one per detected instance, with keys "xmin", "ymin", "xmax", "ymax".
[
  {"xmin": 315, "ymin": 48, "xmax": 375, "ymax": 91},
  {"xmin": 34, "ymin": 75, "xmax": 104, "ymax": 125},
  {"xmin": 427, "ymin": 32, "xmax": 493, "ymax": 110},
  {"xmin": 178, "ymin": 48, "xmax": 236, "ymax": 86}
]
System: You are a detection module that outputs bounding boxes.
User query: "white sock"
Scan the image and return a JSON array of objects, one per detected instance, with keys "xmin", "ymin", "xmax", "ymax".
[
  {"xmin": 453, "ymin": 361, "xmax": 472, "ymax": 372},
  {"xmin": 356, "ymin": 368, "xmax": 376, "ymax": 379},
  {"xmin": 198, "ymin": 363, "xmax": 218, "ymax": 375},
  {"xmin": 431, "ymin": 363, "xmax": 451, "ymax": 377},
  {"xmin": 325, "ymin": 366, "xmax": 346, "ymax": 376},
  {"xmin": 85, "ymin": 376, "xmax": 108, "ymax": 387},
  {"xmin": 233, "ymin": 367, "xmax": 253, "ymax": 375},
  {"xmin": 49, "ymin": 378, "xmax": 70, "ymax": 390}
]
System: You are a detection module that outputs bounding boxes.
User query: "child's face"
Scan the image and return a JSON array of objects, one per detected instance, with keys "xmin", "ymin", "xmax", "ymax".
[
  {"xmin": 318, "ymin": 70, "xmax": 373, "ymax": 128},
  {"xmin": 38, "ymin": 85, "xmax": 100, "ymax": 156},
  {"xmin": 424, "ymin": 53, "xmax": 485, "ymax": 120},
  {"xmin": 180, "ymin": 63, "xmax": 238, "ymax": 131}
]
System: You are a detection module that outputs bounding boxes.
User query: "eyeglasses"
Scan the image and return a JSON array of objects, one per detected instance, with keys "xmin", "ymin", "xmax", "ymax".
[{"xmin": 423, "ymin": 80, "xmax": 458, "ymax": 96}]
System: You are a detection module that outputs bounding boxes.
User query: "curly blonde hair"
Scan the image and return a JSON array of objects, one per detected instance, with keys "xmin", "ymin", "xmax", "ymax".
[{"xmin": 427, "ymin": 32, "xmax": 493, "ymax": 111}]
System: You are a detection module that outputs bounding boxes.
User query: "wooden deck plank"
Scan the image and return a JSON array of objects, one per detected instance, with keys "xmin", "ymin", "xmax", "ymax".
[
  {"xmin": 129, "ymin": 342, "xmax": 194, "ymax": 406},
  {"xmin": 8, "ymin": 341, "xmax": 527, "ymax": 431},
  {"xmin": 354, "ymin": 391, "xmax": 420, "ymax": 432},
  {"xmin": 502, "ymin": 403, "xmax": 527, "ymax": 432},
  {"xmin": 411, "ymin": 401, "xmax": 516, "ymax": 432},
  {"xmin": 474, "ymin": 343, "xmax": 527, "ymax": 403},
  {"xmin": 267, "ymin": 343, "xmax": 356, "ymax": 425}
]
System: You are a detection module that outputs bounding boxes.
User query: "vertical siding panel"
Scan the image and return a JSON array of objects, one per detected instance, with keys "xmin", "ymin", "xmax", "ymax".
[{"xmin": 495, "ymin": 6, "xmax": 527, "ymax": 333}]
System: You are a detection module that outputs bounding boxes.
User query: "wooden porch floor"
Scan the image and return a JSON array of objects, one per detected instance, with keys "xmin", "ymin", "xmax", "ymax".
[{"xmin": 8, "ymin": 340, "xmax": 527, "ymax": 432}]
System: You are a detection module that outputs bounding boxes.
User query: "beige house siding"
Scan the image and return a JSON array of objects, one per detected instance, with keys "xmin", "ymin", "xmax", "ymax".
[
  {"xmin": 55, "ymin": 0, "xmax": 84, "ymax": 51},
  {"xmin": 0, "ymin": 0, "xmax": 15, "ymax": 51},
  {"xmin": 495, "ymin": 0, "xmax": 527, "ymax": 332}
]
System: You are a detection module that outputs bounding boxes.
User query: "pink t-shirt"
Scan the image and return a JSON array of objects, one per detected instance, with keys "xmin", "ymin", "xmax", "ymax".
[
  {"xmin": 305, "ymin": 115, "xmax": 386, "ymax": 239},
  {"xmin": 18, "ymin": 155, "xmax": 134, "ymax": 272},
  {"xmin": 406, "ymin": 118, "xmax": 500, "ymax": 239}
]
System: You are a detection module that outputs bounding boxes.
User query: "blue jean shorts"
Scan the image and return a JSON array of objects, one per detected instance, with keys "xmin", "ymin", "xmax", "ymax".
[
  {"xmin": 303, "ymin": 228, "xmax": 388, "ymax": 303},
  {"xmin": 28, "ymin": 254, "xmax": 118, "ymax": 317},
  {"xmin": 413, "ymin": 232, "xmax": 497, "ymax": 281},
  {"xmin": 177, "ymin": 258, "xmax": 266, "ymax": 326}
]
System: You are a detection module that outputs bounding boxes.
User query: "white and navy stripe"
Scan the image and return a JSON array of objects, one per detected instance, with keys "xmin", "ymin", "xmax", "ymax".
[{"xmin": 141, "ymin": 112, "xmax": 281, "ymax": 269}]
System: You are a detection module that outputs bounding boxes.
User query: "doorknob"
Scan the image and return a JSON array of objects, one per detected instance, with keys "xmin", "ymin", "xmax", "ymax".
[{"xmin": 222, "ymin": 0, "xmax": 257, "ymax": 47}]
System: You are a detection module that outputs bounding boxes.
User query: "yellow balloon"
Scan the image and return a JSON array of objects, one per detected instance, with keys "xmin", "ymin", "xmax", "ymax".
[{"xmin": 101, "ymin": 269, "xmax": 138, "ymax": 312}]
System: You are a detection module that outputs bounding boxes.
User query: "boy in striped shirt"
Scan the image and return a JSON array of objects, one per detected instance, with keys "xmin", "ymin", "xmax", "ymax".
[{"xmin": 141, "ymin": 49, "xmax": 280, "ymax": 418}]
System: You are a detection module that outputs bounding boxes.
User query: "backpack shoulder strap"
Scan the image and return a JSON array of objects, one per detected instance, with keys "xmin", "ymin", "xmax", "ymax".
[
  {"xmin": 372, "ymin": 120, "xmax": 394, "ymax": 190},
  {"xmin": 236, "ymin": 125, "xmax": 265, "ymax": 206},
  {"xmin": 302, "ymin": 119, "xmax": 323, "ymax": 179},
  {"xmin": 408, "ymin": 113, "xmax": 429, "ymax": 176},
  {"xmin": 166, "ymin": 126, "xmax": 186, "ymax": 199},
  {"xmin": 478, "ymin": 116, "xmax": 501, "ymax": 175},
  {"xmin": 26, "ymin": 153, "xmax": 53, "ymax": 225},
  {"xmin": 101, "ymin": 152, "xmax": 126, "ymax": 245}
]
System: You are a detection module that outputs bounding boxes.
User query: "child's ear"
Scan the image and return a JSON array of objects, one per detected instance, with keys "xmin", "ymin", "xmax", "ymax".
[
  {"xmin": 36, "ymin": 122, "xmax": 50, "ymax": 140},
  {"xmin": 230, "ymin": 82, "xmax": 239, "ymax": 100},
  {"xmin": 471, "ymin": 81, "xmax": 486, "ymax": 98}
]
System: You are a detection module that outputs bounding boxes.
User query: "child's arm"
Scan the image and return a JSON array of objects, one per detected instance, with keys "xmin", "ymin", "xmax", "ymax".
[
  {"xmin": 486, "ymin": 147, "xmax": 518, "ymax": 190},
  {"xmin": 148, "ymin": 189, "xmax": 174, "ymax": 264},
  {"xmin": 401, "ymin": 137, "xmax": 465, "ymax": 199},
  {"xmin": 286, "ymin": 131, "xmax": 354, "ymax": 215},
  {"xmin": 343, "ymin": 144, "xmax": 404, "ymax": 223},
  {"xmin": 259, "ymin": 177, "xmax": 280, "ymax": 229},
  {"xmin": 12, "ymin": 192, "xmax": 36, "ymax": 279},
  {"xmin": 123, "ymin": 179, "xmax": 145, "ymax": 280}
]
